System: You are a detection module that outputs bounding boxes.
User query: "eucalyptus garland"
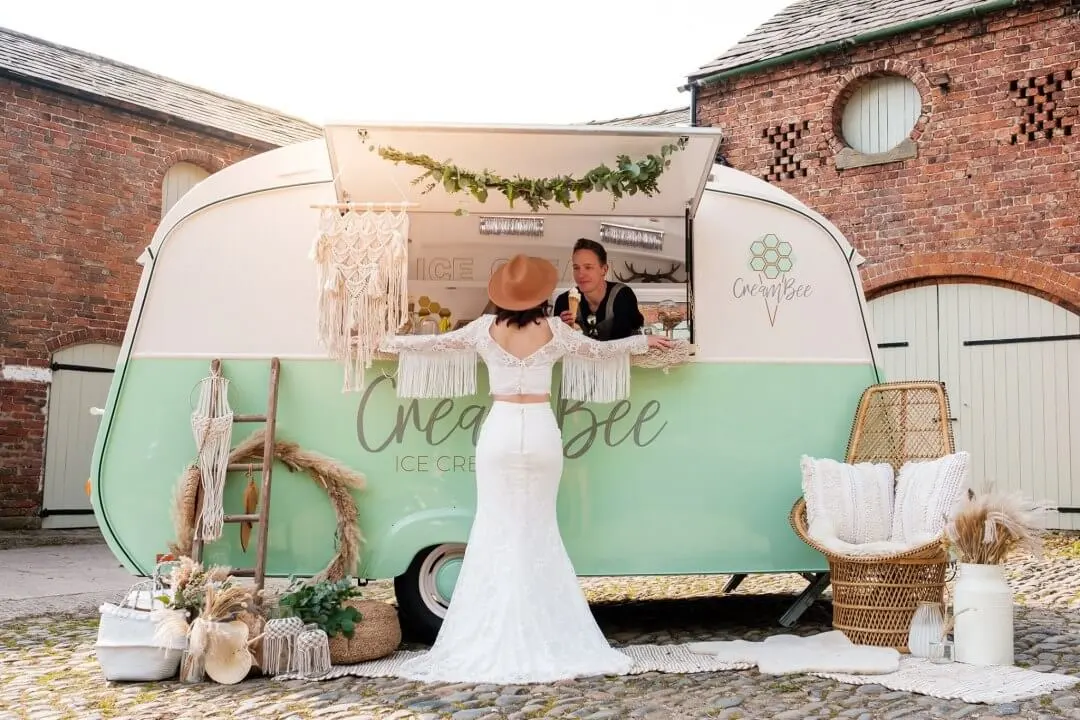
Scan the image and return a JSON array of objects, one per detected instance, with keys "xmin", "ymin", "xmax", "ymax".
[{"xmin": 370, "ymin": 137, "xmax": 688, "ymax": 212}]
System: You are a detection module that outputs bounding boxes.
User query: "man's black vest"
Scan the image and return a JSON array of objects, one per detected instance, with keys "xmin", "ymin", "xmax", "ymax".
[{"xmin": 576, "ymin": 282, "xmax": 628, "ymax": 340}]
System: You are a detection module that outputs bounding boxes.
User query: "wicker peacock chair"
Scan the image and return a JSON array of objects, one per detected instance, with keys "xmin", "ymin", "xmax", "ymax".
[{"xmin": 789, "ymin": 380, "xmax": 956, "ymax": 651}]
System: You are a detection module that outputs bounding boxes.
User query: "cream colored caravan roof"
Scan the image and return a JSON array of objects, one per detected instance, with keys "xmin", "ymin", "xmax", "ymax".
[{"xmin": 704, "ymin": 164, "xmax": 859, "ymax": 264}]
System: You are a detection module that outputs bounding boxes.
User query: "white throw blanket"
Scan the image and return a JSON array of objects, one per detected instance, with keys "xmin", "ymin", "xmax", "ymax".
[
  {"xmin": 273, "ymin": 631, "xmax": 1079, "ymax": 704},
  {"xmin": 687, "ymin": 630, "xmax": 901, "ymax": 675}
]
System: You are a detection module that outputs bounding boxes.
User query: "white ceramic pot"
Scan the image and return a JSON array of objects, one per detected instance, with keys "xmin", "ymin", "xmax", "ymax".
[
  {"xmin": 907, "ymin": 601, "xmax": 945, "ymax": 658},
  {"xmin": 953, "ymin": 562, "xmax": 1014, "ymax": 666}
]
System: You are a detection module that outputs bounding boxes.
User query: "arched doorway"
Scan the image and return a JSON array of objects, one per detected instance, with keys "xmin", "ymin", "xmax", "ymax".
[
  {"xmin": 42, "ymin": 342, "xmax": 121, "ymax": 529},
  {"xmin": 869, "ymin": 282, "xmax": 1080, "ymax": 530}
]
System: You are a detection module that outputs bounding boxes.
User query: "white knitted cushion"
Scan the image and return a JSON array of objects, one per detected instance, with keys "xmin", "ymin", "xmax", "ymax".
[
  {"xmin": 890, "ymin": 451, "xmax": 970, "ymax": 546},
  {"xmin": 800, "ymin": 456, "xmax": 895, "ymax": 550}
]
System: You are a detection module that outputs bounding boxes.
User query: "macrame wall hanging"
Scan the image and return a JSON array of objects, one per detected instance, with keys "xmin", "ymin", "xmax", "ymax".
[
  {"xmin": 309, "ymin": 206, "xmax": 410, "ymax": 392},
  {"xmin": 190, "ymin": 364, "xmax": 233, "ymax": 541}
]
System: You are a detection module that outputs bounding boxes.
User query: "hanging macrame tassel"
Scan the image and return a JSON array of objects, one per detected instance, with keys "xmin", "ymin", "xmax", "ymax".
[
  {"xmin": 560, "ymin": 355, "xmax": 632, "ymax": 404},
  {"xmin": 310, "ymin": 207, "xmax": 410, "ymax": 393},
  {"xmin": 396, "ymin": 349, "xmax": 478, "ymax": 398},
  {"xmin": 190, "ymin": 364, "xmax": 233, "ymax": 542}
]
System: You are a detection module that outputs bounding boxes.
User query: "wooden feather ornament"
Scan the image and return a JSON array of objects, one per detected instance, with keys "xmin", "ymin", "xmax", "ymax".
[{"xmin": 241, "ymin": 468, "xmax": 259, "ymax": 553}]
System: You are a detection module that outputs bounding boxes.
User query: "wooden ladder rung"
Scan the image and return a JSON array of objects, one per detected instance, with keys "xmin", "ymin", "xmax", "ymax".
[
  {"xmin": 188, "ymin": 357, "xmax": 281, "ymax": 608},
  {"xmin": 223, "ymin": 513, "xmax": 259, "ymax": 523},
  {"xmin": 227, "ymin": 463, "xmax": 264, "ymax": 472}
]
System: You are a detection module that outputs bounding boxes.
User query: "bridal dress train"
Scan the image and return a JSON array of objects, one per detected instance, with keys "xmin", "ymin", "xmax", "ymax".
[{"xmin": 378, "ymin": 315, "xmax": 649, "ymax": 684}]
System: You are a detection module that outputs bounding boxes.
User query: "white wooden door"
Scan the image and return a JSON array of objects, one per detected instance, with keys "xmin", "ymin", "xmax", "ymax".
[
  {"xmin": 161, "ymin": 162, "xmax": 210, "ymax": 217},
  {"xmin": 870, "ymin": 285, "xmax": 939, "ymax": 380},
  {"xmin": 42, "ymin": 343, "xmax": 121, "ymax": 529},
  {"xmin": 869, "ymin": 284, "xmax": 1080, "ymax": 529}
]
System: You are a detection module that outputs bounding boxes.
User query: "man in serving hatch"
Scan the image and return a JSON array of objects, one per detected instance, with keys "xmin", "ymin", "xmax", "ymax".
[{"xmin": 553, "ymin": 238, "xmax": 645, "ymax": 341}]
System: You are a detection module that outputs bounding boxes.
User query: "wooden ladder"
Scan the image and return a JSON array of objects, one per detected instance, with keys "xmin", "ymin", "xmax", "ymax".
[{"xmin": 190, "ymin": 357, "xmax": 281, "ymax": 602}]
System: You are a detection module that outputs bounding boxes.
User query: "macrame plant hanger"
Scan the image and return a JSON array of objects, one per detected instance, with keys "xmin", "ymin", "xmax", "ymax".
[
  {"xmin": 190, "ymin": 360, "xmax": 234, "ymax": 542},
  {"xmin": 309, "ymin": 198, "xmax": 415, "ymax": 392}
]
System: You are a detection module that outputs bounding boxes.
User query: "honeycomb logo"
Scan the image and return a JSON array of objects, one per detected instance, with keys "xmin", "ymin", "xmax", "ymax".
[
  {"xmin": 733, "ymin": 233, "xmax": 813, "ymax": 327},
  {"xmin": 748, "ymin": 234, "xmax": 794, "ymax": 278}
]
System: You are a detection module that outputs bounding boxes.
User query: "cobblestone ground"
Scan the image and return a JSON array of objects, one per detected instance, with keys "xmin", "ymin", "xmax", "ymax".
[{"xmin": 4, "ymin": 535, "xmax": 1080, "ymax": 720}]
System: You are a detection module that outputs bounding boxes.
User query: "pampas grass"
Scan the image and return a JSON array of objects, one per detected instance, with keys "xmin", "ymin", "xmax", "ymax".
[{"xmin": 942, "ymin": 489, "xmax": 1049, "ymax": 565}]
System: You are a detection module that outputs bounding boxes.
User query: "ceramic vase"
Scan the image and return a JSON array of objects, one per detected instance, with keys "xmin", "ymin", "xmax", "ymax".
[
  {"xmin": 953, "ymin": 562, "xmax": 1014, "ymax": 666},
  {"xmin": 906, "ymin": 601, "xmax": 945, "ymax": 657}
]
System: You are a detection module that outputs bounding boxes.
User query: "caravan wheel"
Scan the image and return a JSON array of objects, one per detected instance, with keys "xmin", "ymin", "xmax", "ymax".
[{"xmin": 394, "ymin": 543, "xmax": 466, "ymax": 643}]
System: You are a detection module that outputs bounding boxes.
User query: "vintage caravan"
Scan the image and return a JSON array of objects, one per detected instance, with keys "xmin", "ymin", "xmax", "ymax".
[{"xmin": 90, "ymin": 123, "xmax": 883, "ymax": 640}]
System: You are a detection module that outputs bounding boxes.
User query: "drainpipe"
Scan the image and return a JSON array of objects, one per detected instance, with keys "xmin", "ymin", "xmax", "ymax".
[
  {"xmin": 680, "ymin": 0, "xmax": 1022, "ymax": 91},
  {"xmin": 689, "ymin": 84, "xmax": 698, "ymax": 127}
]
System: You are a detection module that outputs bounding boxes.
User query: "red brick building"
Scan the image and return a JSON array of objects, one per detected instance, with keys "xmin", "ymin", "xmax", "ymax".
[
  {"xmin": 684, "ymin": 0, "xmax": 1080, "ymax": 526},
  {"xmin": 0, "ymin": 27, "xmax": 322, "ymax": 528}
]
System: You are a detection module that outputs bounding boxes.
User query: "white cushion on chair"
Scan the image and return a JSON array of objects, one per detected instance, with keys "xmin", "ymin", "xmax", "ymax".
[
  {"xmin": 890, "ymin": 451, "xmax": 970, "ymax": 547},
  {"xmin": 800, "ymin": 456, "xmax": 896, "ymax": 553}
]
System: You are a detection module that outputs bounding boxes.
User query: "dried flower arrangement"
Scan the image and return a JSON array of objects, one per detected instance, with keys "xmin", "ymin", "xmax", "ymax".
[
  {"xmin": 156, "ymin": 556, "xmax": 234, "ymax": 619},
  {"xmin": 152, "ymin": 557, "xmax": 266, "ymax": 681},
  {"xmin": 941, "ymin": 489, "xmax": 1049, "ymax": 566}
]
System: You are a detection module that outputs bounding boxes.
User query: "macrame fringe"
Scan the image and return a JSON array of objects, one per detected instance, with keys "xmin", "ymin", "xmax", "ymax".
[
  {"xmin": 190, "ymin": 368, "xmax": 233, "ymax": 542},
  {"xmin": 261, "ymin": 617, "xmax": 305, "ymax": 676},
  {"xmin": 309, "ymin": 207, "xmax": 410, "ymax": 393},
  {"xmin": 560, "ymin": 354, "xmax": 631, "ymax": 403},
  {"xmin": 294, "ymin": 625, "xmax": 331, "ymax": 678},
  {"xmin": 395, "ymin": 349, "xmax": 478, "ymax": 399}
]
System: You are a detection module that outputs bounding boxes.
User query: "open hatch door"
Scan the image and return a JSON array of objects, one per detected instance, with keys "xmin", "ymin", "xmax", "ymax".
[{"xmin": 322, "ymin": 122, "xmax": 723, "ymax": 220}]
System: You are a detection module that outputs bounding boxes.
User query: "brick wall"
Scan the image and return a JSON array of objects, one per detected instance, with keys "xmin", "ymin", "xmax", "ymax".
[
  {"xmin": 0, "ymin": 77, "xmax": 271, "ymax": 527},
  {"xmin": 695, "ymin": 0, "xmax": 1080, "ymax": 311}
]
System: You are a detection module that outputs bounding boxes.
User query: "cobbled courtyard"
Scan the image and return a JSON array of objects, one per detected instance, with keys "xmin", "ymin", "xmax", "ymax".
[{"xmin": 4, "ymin": 535, "xmax": 1080, "ymax": 720}]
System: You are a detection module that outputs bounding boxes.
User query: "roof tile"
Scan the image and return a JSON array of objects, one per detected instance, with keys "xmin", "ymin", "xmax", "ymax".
[
  {"xmin": 0, "ymin": 26, "xmax": 323, "ymax": 146},
  {"xmin": 690, "ymin": 0, "xmax": 1002, "ymax": 79}
]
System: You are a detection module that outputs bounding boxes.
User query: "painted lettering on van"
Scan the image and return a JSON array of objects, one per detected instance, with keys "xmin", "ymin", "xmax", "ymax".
[
  {"xmin": 731, "ymin": 234, "xmax": 812, "ymax": 327},
  {"xmin": 413, "ymin": 256, "xmax": 476, "ymax": 281},
  {"xmin": 355, "ymin": 375, "xmax": 667, "ymax": 462}
]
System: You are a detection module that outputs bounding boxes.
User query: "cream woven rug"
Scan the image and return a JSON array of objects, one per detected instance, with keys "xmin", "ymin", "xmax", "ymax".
[{"xmin": 274, "ymin": 632, "xmax": 1078, "ymax": 704}]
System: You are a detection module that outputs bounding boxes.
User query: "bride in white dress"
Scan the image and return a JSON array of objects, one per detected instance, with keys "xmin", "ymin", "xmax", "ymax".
[{"xmin": 377, "ymin": 254, "xmax": 674, "ymax": 685}]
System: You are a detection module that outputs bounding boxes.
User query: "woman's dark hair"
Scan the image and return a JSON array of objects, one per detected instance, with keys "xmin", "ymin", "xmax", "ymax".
[
  {"xmin": 572, "ymin": 237, "xmax": 608, "ymax": 266},
  {"xmin": 494, "ymin": 300, "xmax": 552, "ymax": 329}
]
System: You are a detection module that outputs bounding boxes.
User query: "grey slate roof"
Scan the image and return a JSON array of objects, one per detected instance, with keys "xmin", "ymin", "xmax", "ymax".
[
  {"xmin": 0, "ymin": 26, "xmax": 323, "ymax": 147},
  {"xmin": 690, "ymin": 0, "xmax": 1008, "ymax": 80},
  {"xmin": 588, "ymin": 106, "xmax": 691, "ymax": 127}
]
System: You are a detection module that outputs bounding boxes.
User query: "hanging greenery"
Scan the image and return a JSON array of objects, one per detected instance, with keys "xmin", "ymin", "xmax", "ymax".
[{"xmin": 369, "ymin": 137, "xmax": 688, "ymax": 212}]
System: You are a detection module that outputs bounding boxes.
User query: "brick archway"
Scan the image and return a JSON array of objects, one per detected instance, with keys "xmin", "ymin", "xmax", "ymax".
[
  {"xmin": 863, "ymin": 251, "xmax": 1080, "ymax": 314},
  {"xmin": 44, "ymin": 326, "xmax": 125, "ymax": 354},
  {"xmin": 155, "ymin": 148, "xmax": 227, "ymax": 180}
]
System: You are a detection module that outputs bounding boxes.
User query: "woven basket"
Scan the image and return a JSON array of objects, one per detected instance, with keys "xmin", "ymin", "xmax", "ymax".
[
  {"xmin": 328, "ymin": 600, "xmax": 402, "ymax": 665},
  {"xmin": 790, "ymin": 381, "xmax": 955, "ymax": 651}
]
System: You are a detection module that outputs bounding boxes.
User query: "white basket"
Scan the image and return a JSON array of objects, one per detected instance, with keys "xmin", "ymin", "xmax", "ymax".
[{"xmin": 95, "ymin": 577, "xmax": 186, "ymax": 682}]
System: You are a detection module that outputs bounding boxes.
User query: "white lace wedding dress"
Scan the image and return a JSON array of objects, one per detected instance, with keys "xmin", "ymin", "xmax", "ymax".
[{"xmin": 378, "ymin": 314, "xmax": 649, "ymax": 684}]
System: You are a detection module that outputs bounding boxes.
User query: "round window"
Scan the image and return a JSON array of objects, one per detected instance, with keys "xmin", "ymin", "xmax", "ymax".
[{"xmin": 840, "ymin": 74, "xmax": 922, "ymax": 154}]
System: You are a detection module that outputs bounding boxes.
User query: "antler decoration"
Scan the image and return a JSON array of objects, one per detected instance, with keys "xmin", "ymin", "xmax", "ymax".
[{"xmin": 614, "ymin": 262, "xmax": 685, "ymax": 283}]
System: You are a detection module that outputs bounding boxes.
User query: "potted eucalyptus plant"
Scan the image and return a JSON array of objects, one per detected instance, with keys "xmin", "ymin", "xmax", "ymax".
[{"xmin": 277, "ymin": 576, "xmax": 400, "ymax": 665}]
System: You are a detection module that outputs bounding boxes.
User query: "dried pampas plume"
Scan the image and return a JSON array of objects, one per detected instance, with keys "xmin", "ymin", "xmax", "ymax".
[{"xmin": 942, "ymin": 489, "xmax": 1050, "ymax": 565}]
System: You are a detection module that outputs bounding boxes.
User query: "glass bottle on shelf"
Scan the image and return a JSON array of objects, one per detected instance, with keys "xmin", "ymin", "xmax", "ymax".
[{"xmin": 417, "ymin": 309, "xmax": 440, "ymax": 335}]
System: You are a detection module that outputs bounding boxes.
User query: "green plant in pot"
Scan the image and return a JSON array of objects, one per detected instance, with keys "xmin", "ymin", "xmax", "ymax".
[
  {"xmin": 277, "ymin": 577, "xmax": 364, "ymax": 643},
  {"xmin": 277, "ymin": 576, "xmax": 401, "ymax": 665}
]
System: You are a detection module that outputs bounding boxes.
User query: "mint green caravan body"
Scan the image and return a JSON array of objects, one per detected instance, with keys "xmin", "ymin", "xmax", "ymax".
[{"xmin": 91, "ymin": 123, "xmax": 883, "ymax": 637}]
